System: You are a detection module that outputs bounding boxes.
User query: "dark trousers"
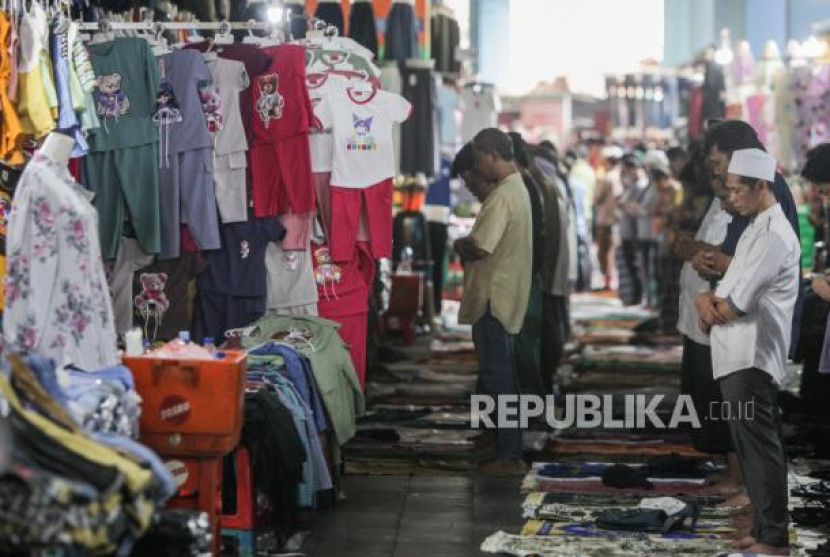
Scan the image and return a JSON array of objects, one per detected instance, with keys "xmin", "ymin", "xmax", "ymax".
[
  {"xmin": 620, "ymin": 239, "xmax": 642, "ymax": 305},
  {"xmin": 637, "ymin": 239, "xmax": 657, "ymax": 306},
  {"xmin": 680, "ymin": 336, "xmax": 733, "ymax": 454},
  {"xmin": 719, "ymin": 368, "xmax": 789, "ymax": 548},
  {"xmin": 428, "ymin": 222, "xmax": 448, "ymax": 315},
  {"xmin": 515, "ymin": 276, "xmax": 545, "ymax": 396},
  {"xmin": 541, "ymin": 293, "xmax": 568, "ymax": 395},
  {"xmin": 596, "ymin": 225, "xmax": 614, "ymax": 287},
  {"xmin": 473, "ymin": 308, "xmax": 522, "ymax": 459}
]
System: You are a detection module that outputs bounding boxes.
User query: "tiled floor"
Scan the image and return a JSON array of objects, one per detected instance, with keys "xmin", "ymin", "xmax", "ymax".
[{"xmin": 302, "ymin": 474, "xmax": 525, "ymax": 557}]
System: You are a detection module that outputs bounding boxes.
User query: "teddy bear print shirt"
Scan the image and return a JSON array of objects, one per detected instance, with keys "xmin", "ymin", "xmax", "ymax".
[
  {"xmin": 87, "ymin": 38, "xmax": 160, "ymax": 152},
  {"xmin": 206, "ymin": 58, "xmax": 249, "ymax": 157},
  {"xmin": 251, "ymin": 45, "xmax": 315, "ymax": 145},
  {"xmin": 315, "ymin": 85, "xmax": 411, "ymax": 188},
  {"xmin": 155, "ymin": 49, "xmax": 214, "ymax": 155}
]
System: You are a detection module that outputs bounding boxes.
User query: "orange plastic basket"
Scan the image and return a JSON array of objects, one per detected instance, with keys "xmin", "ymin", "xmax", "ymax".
[{"xmin": 124, "ymin": 351, "xmax": 247, "ymax": 457}]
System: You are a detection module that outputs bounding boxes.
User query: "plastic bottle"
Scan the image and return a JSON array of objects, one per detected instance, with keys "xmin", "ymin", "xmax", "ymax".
[
  {"xmin": 177, "ymin": 331, "xmax": 191, "ymax": 346},
  {"xmin": 203, "ymin": 337, "xmax": 216, "ymax": 356}
]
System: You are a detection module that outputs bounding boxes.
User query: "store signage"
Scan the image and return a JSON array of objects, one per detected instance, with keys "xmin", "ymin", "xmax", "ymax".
[{"xmin": 159, "ymin": 395, "xmax": 192, "ymax": 425}]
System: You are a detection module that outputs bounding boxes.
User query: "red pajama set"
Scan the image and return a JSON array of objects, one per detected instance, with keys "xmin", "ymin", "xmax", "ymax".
[
  {"xmin": 313, "ymin": 84, "xmax": 411, "ymax": 262},
  {"xmin": 250, "ymin": 44, "xmax": 316, "ymax": 218},
  {"xmin": 311, "ymin": 239, "xmax": 375, "ymax": 387}
]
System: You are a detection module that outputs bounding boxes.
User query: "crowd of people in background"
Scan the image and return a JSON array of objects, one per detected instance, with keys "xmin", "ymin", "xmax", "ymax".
[{"xmin": 449, "ymin": 122, "xmax": 830, "ymax": 554}]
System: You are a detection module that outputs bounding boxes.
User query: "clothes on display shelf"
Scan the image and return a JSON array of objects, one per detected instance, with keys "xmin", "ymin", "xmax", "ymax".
[
  {"xmin": 0, "ymin": 163, "xmax": 20, "ymax": 314},
  {"xmin": 265, "ymin": 239, "xmax": 319, "ymax": 315},
  {"xmin": 460, "ymin": 82, "xmax": 501, "ymax": 143},
  {"xmin": 247, "ymin": 366, "xmax": 332, "ymax": 507},
  {"xmin": 311, "ymin": 239, "xmax": 374, "ymax": 385},
  {"xmin": 132, "ymin": 249, "xmax": 206, "ymax": 343},
  {"xmin": 185, "ymin": 41, "xmax": 272, "ymax": 144},
  {"xmin": 315, "ymin": 1, "xmax": 344, "ymax": 36},
  {"xmin": 241, "ymin": 388, "xmax": 306, "ymax": 545},
  {"xmin": 701, "ymin": 61, "xmax": 726, "ymax": 127},
  {"xmin": 284, "ymin": 2, "xmax": 306, "ymax": 40},
  {"xmin": 156, "ymin": 49, "xmax": 221, "ymax": 260},
  {"xmin": 380, "ymin": 62, "xmax": 403, "ymax": 173},
  {"xmin": 205, "ymin": 57, "xmax": 250, "ymax": 224},
  {"xmin": 0, "ymin": 353, "xmax": 173, "ymax": 554},
  {"xmin": 0, "ymin": 13, "xmax": 24, "ymax": 165},
  {"xmin": 384, "ymin": 0, "xmax": 418, "ymax": 63},
  {"xmin": 348, "ymin": 0, "xmax": 378, "ymax": 58},
  {"xmin": 431, "ymin": 8, "xmax": 460, "ymax": 75},
  {"xmin": 4, "ymin": 153, "xmax": 117, "ymax": 370},
  {"xmin": 251, "ymin": 44, "xmax": 316, "ymax": 217},
  {"xmin": 400, "ymin": 63, "xmax": 439, "ymax": 177},
  {"xmin": 313, "ymin": 84, "xmax": 410, "ymax": 188},
  {"xmin": 194, "ymin": 215, "xmax": 285, "ymax": 341},
  {"xmin": 240, "ymin": 314, "xmax": 365, "ymax": 464},
  {"xmin": 437, "ymin": 82, "xmax": 462, "ymax": 149},
  {"xmin": 85, "ymin": 37, "xmax": 162, "ymax": 261},
  {"xmin": 306, "ymin": 72, "xmax": 348, "ymax": 174}
]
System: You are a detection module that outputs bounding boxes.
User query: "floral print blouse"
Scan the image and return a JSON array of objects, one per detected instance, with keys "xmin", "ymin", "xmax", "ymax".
[{"xmin": 3, "ymin": 153, "xmax": 117, "ymax": 370}]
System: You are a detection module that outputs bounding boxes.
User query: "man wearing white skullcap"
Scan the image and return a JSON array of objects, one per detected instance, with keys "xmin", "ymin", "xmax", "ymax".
[{"xmin": 695, "ymin": 147, "xmax": 799, "ymax": 556}]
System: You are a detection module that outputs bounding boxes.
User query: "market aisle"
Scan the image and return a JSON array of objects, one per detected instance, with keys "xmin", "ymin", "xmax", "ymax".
[
  {"xmin": 304, "ymin": 476, "xmax": 522, "ymax": 557},
  {"xmin": 303, "ymin": 475, "xmax": 524, "ymax": 557}
]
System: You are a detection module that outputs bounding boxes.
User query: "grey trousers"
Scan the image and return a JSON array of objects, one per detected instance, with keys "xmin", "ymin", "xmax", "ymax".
[
  {"xmin": 719, "ymin": 368, "xmax": 789, "ymax": 547},
  {"xmin": 159, "ymin": 147, "xmax": 221, "ymax": 260}
]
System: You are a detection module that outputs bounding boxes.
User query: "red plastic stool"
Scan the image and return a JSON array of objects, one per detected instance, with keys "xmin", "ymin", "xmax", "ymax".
[
  {"xmin": 165, "ymin": 457, "xmax": 223, "ymax": 557},
  {"xmin": 220, "ymin": 447, "xmax": 255, "ymax": 530}
]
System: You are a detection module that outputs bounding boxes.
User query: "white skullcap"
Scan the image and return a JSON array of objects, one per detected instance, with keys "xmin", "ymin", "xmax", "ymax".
[
  {"xmin": 602, "ymin": 146, "xmax": 624, "ymax": 160},
  {"xmin": 642, "ymin": 150, "xmax": 670, "ymax": 173},
  {"xmin": 727, "ymin": 148, "xmax": 776, "ymax": 182}
]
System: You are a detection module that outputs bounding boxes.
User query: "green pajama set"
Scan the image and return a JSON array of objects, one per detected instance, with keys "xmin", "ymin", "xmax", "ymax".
[{"xmin": 85, "ymin": 38, "xmax": 161, "ymax": 261}]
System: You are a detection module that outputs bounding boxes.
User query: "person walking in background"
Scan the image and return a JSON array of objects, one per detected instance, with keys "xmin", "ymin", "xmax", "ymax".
[
  {"xmin": 452, "ymin": 129, "xmax": 532, "ymax": 476},
  {"xmin": 593, "ymin": 145, "xmax": 624, "ymax": 291},
  {"xmin": 617, "ymin": 154, "xmax": 647, "ymax": 306}
]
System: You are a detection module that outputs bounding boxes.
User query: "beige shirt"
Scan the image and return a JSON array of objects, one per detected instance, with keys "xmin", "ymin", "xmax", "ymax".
[{"xmin": 458, "ymin": 172, "xmax": 532, "ymax": 334}]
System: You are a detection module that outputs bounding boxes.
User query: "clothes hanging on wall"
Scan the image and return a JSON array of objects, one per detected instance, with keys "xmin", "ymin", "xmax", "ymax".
[
  {"xmin": 315, "ymin": 1, "xmax": 344, "ymax": 36},
  {"xmin": 384, "ymin": 0, "xmax": 418, "ymax": 63},
  {"xmin": 4, "ymin": 153, "xmax": 118, "ymax": 370},
  {"xmin": 400, "ymin": 64, "xmax": 439, "ymax": 177},
  {"xmin": 348, "ymin": 0, "xmax": 378, "ymax": 58},
  {"xmin": 460, "ymin": 83, "xmax": 500, "ymax": 143},
  {"xmin": 431, "ymin": 9, "xmax": 460, "ymax": 75}
]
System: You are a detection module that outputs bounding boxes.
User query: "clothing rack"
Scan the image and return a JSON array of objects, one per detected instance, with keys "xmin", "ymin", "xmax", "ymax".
[{"xmin": 77, "ymin": 20, "xmax": 275, "ymax": 32}]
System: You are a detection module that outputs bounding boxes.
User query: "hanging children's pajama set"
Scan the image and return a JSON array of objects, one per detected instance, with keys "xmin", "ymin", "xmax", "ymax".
[
  {"xmin": 155, "ymin": 49, "xmax": 221, "ymax": 259},
  {"xmin": 250, "ymin": 44, "xmax": 316, "ymax": 218},
  {"xmin": 194, "ymin": 217, "xmax": 286, "ymax": 341},
  {"xmin": 85, "ymin": 37, "xmax": 162, "ymax": 260},
  {"xmin": 205, "ymin": 57, "xmax": 250, "ymax": 224},
  {"xmin": 314, "ymin": 84, "xmax": 411, "ymax": 262}
]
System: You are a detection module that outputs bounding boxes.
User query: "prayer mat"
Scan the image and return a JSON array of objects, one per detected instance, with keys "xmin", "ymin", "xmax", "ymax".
[
  {"xmin": 521, "ymin": 492, "xmax": 730, "ymax": 521},
  {"xmin": 520, "ymin": 519, "xmax": 733, "ymax": 539},
  {"xmin": 521, "ymin": 476, "xmax": 708, "ymax": 496},
  {"xmin": 544, "ymin": 440, "xmax": 709, "ymax": 458},
  {"xmin": 481, "ymin": 530, "xmax": 733, "ymax": 556}
]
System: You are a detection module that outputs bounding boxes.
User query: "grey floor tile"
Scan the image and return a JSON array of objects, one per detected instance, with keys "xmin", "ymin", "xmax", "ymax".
[{"xmin": 393, "ymin": 541, "xmax": 481, "ymax": 557}]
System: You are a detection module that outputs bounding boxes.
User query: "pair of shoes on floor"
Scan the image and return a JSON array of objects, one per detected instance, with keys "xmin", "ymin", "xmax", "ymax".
[{"xmin": 476, "ymin": 458, "xmax": 528, "ymax": 477}]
